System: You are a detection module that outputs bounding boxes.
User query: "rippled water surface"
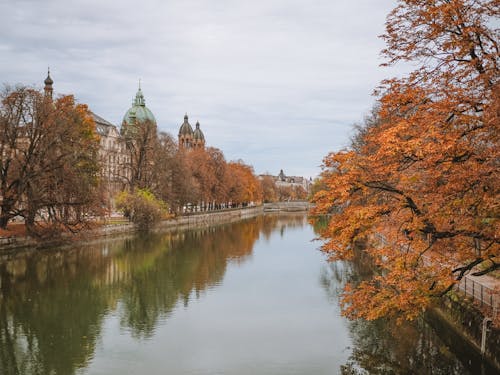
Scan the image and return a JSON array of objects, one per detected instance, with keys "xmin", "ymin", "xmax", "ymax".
[{"xmin": 0, "ymin": 214, "xmax": 497, "ymax": 374}]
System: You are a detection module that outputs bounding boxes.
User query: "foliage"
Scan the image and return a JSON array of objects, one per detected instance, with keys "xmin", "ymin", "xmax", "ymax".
[
  {"xmin": 186, "ymin": 147, "xmax": 229, "ymax": 204},
  {"xmin": 226, "ymin": 161, "xmax": 262, "ymax": 205},
  {"xmin": 116, "ymin": 189, "xmax": 168, "ymax": 230},
  {"xmin": 312, "ymin": 0, "xmax": 499, "ymax": 321},
  {"xmin": 151, "ymin": 132, "xmax": 197, "ymax": 211},
  {"xmin": 122, "ymin": 119, "xmax": 158, "ymax": 191},
  {"xmin": 108, "ymin": 124, "xmax": 265, "ymax": 213},
  {"xmin": 277, "ymin": 185, "xmax": 307, "ymax": 201},
  {"xmin": 259, "ymin": 174, "xmax": 308, "ymax": 202},
  {"xmin": 0, "ymin": 85, "xmax": 102, "ymax": 236},
  {"xmin": 180, "ymin": 149, "xmax": 263, "ymax": 208},
  {"xmin": 308, "ymin": 177, "xmax": 328, "ymax": 201},
  {"xmin": 260, "ymin": 175, "xmax": 278, "ymax": 202}
]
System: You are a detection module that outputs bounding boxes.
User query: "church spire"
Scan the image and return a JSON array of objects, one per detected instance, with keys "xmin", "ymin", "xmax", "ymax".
[
  {"xmin": 44, "ymin": 67, "xmax": 53, "ymax": 99},
  {"xmin": 133, "ymin": 80, "xmax": 145, "ymax": 106}
]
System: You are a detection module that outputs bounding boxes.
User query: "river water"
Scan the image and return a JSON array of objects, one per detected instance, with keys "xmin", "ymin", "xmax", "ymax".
[{"xmin": 0, "ymin": 214, "xmax": 497, "ymax": 375}]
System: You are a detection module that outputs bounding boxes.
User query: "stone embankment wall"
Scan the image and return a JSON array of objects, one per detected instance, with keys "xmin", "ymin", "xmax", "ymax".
[
  {"xmin": 0, "ymin": 206, "xmax": 264, "ymax": 252},
  {"xmin": 0, "ymin": 233, "xmax": 39, "ymax": 251},
  {"xmin": 157, "ymin": 205, "xmax": 263, "ymax": 231},
  {"xmin": 372, "ymin": 231, "xmax": 500, "ymax": 369},
  {"xmin": 431, "ymin": 295, "xmax": 500, "ymax": 371}
]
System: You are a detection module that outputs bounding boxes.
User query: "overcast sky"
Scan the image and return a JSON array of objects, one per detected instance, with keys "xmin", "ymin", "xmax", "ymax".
[{"xmin": 1, "ymin": 0, "xmax": 404, "ymax": 178}]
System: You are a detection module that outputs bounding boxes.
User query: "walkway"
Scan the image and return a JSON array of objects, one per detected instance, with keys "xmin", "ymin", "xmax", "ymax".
[
  {"xmin": 374, "ymin": 233, "xmax": 500, "ymax": 322},
  {"xmin": 457, "ymin": 273, "xmax": 500, "ymax": 322}
]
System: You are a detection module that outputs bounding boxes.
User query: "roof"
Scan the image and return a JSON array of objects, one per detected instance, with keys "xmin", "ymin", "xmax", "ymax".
[
  {"xmin": 91, "ymin": 112, "xmax": 118, "ymax": 136},
  {"xmin": 178, "ymin": 114, "xmax": 194, "ymax": 136},
  {"xmin": 193, "ymin": 121, "xmax": 205, "ymax": 141},
  {"xmin": 121, "ymin": 87, "xmax": 157, "ymax": 137},
  {"xmin": 44, "ymin": 69, "xmax": 53, "ymax": 85}
]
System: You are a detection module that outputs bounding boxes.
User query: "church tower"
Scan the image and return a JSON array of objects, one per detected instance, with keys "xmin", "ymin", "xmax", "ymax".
[
  {"xmin": 121, "ymin": 83, "xmax": 157, "ymax": 138},
  {"xmin": 178, "ymin": 113, "xmax": 194, "ymax": 149},
  {"xmin": 192, "ymin": 121, "xmax": 205, "ymax": 149},
  {"xmin": 178, "ymin": 114, "xmax": 205, "ymax": 149},
  {"xmin": 44, "ymin": 68, "xmax": 53, "ymax": 99}
]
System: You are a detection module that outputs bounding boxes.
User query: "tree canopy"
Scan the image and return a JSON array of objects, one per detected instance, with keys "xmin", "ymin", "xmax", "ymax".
[
  {"xmin": 312, "ymin": 0, "xmax": 499, "ymax": 321},
  {"xmin": 0, "ymin": 86, "xmax": 102, "ymax": 236}
]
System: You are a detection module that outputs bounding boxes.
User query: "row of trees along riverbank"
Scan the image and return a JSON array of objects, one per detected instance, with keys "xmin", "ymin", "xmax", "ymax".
[
  {"xmin": 0, "ymin": 86, "xmax": 308, "ymax": 239},
  {"xmin": 311, "ymin": 0, "xmax": 499, "ymax": 324}
]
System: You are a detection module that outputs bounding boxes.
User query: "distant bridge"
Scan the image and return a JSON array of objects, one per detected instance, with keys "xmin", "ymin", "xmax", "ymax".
[{"xmin": 263, "ymin": 201, "xmax": 311, "ymax": 212}]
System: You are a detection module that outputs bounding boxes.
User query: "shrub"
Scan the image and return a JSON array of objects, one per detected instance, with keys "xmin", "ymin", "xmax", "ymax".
[{"xmin": 116, "ymin": 189, "xmax": 168, "ymax": 230}]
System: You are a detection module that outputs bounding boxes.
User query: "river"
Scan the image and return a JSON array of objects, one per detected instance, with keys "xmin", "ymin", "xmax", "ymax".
[{"xmin": 0, "ymin": 213, "xmax": 497, "ymax": 374}]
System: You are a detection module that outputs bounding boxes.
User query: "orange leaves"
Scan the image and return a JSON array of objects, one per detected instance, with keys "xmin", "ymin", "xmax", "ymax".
[
  {"xmin": 0, "ymin": 86, "xmax": 103, "ymax": 233},
  {"xmin": 184, "ymin": 148, "xmax": 262, "ymax": 206},
  {"xmin": 226, "ymin": 161, "xmax": 262, "ymax": 204},
  {"xmin": 382, "ymin": 0, "xmax": 498, "ymax": 82},
  {"xmin": 340, "ymin": 257, "xmax": 454, "ymax": 322},
  {"xmin": 312, "ymin": 0, "xmax": 499, "ymax": 322}
]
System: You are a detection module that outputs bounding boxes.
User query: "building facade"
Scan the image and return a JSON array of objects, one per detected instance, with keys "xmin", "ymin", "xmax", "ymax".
[
  {"xmin": 260, "ymin": 169, "xmax": 312, "ymax": 192},
  {"xmin": 44, "ymin": 73, "xmax": 209, "ymax": 210},
  {"xmin": 93, "ymin": 112, "xmax": 130, "ymax": 200}
]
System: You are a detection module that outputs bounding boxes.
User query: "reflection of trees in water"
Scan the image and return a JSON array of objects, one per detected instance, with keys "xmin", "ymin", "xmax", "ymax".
[
  {"xmin": 309, "ymin": 214, "xmax": 330, "ymax": 238},
  {"xmin": 339, "ymin": 318, "xmax": 473, "ymax": 375},
  {"xmin": 260, "ymin": 213, "xmax": 307, "ymax": 241},
  {"xmin": 320, "ymin": 251, "xmax": 495, "ymax": 375},
  {"xmin": 0, "ymin": 214, "xmax": 305, "ymax": 375},
  {"xmin": 0, "ymin": 245, "xmax": 115, "ymax": 375}
]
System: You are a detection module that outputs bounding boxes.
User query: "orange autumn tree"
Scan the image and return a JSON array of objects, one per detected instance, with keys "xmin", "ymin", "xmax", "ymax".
[
  {"xmin": 227, "ymin": 161, "xmax": 262, "ymax": 205},
  {"xmin": 313, "ymin": 0, "xmax": 499, "ymax": 321},
  {"xmin": 185, "ymin": 146, "xmax": 229, "ymax": 205},
  {"xmin": 0, "ymin": 86, "xmax": 102, "ymax": 236}
]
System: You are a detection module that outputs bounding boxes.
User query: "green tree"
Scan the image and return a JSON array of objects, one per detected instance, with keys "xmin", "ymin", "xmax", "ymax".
[{"xmin": 116, "ymin": 189, "xmax": 167, "ymax": 230}]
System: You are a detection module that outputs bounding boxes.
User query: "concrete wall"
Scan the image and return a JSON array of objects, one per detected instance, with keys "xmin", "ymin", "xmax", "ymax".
[
  {"xmin": 433, "ymin": 295, "xmax": 500, "ymax": 371},
  {"xmin": 0, "ymin": 234, "xmax": 39, "ymax": 252},
  {"xmin": 157, "ymin": 206, "xmax": 263, "ymax": 231},
  {"xmin": 0, "ymin": 206, "xmax": 264, "ymax": 252}
]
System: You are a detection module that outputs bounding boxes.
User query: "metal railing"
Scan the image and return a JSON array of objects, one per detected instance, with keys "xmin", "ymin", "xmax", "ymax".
[
  {"xmin": 372, "ymin": 233, "xmax": 500, "ymax": 320},
  {"xmin": 456, "ymin": 275, "xmax": 499, "ymax": 317}
]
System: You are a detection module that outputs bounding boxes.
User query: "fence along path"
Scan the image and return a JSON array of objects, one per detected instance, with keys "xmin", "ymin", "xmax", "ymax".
[
  {"xmin": 373, "ymin": 233, "xmax": 500, "ymax": 320},
  {"xmin": 457, "ymin": 273, "xmax": 499, "ymax": 321}
]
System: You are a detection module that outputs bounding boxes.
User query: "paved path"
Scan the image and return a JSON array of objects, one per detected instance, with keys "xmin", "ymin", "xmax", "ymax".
[{"xmin": 457, "ymin": 273, "xmax": 499, "ymax": 323}]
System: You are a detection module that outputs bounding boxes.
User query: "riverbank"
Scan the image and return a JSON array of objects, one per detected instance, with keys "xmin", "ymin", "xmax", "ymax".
[
  {"xmin": 369, "ymin": 230, "xmax": 500, "ymax": 367},
  {"xmin": 429, "ymin": 295, "xmax": 500, "ymax": 371},
  {"xmin": 0, "ymin": 205, "xmax": 264, "ymax": 253}
]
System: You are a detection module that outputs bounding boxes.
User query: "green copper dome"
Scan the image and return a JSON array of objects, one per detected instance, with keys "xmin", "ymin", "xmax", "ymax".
[{"xmin": 121, "ymin": 86, "xmax": 157, "ymax": 137}]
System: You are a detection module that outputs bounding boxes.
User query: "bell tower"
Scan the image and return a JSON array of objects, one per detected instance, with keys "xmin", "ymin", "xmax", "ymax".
[{"xmin": 44, "ymin": 68, "xmax": 53, "ymax": 99}]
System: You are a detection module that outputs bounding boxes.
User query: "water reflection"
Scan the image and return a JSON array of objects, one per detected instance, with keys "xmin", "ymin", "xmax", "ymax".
[
  {"xmin": 311, "ymin": 213, "xmax": 498, "ymax": 375},
  {"xmin": 0, "ymin": 214, "xmax": 307, "ymax": 375},
  {"xmin": 1, "ymin": 213, "xmax": 494, "ymax": 375},
  {"xmin": 321, "ymin": 256, "xmax": 498, "ymax": 375}
]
